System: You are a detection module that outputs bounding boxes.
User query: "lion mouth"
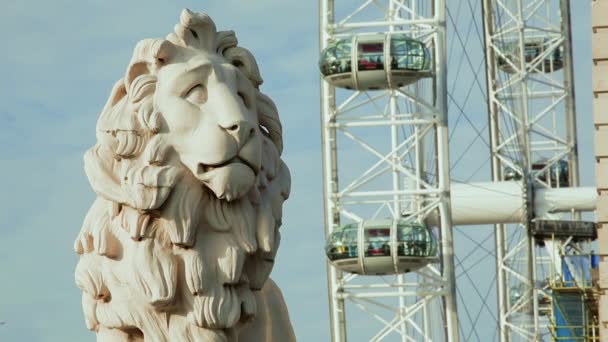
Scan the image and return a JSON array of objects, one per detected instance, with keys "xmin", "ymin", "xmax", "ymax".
[
  {"xmin": 197, "ymin": 156, "xmax": 258, "ymax": 176},
  {"xmin": 195, "ymin": 158, "xmax": 258, "ymax": 202}
]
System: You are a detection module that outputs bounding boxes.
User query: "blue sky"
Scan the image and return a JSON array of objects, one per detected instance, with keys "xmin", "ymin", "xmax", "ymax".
[
  {"xmin": 0, "ymin": 1, "xmax": 325, "ymax": 341},
  {"xmin": 0, "ymin": 1, "xmax": 596, "ymax": 341}
]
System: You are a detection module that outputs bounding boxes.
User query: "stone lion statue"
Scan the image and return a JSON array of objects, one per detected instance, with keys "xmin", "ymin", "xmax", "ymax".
[{"xmin": 74, "ymin": 9, "xmax": 295, "ymax": 341}]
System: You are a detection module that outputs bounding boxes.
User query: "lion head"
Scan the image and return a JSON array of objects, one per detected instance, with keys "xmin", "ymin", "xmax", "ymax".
[{"xmin": 74, "ymin": 9, "xmax": 291, "ymax": 341}]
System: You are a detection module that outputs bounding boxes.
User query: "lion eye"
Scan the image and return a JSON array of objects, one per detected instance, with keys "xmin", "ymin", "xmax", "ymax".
[
  {"xmin": 185, "ymin": 84, "xmax": 207, "ymax": 104},
  {"xmin": 259, "ymin": 124, "xmax": 270, "ymax": 137}
]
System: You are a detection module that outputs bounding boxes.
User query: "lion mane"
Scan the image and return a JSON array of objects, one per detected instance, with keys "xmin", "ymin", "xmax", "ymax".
[{"xmin": 74, "ymin": 9, "xmax": 291, "ymax": 341}]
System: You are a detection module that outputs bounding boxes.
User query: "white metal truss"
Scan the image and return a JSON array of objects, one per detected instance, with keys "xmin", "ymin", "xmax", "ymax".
[
  {"xmin": 481, "ymin": 0, "xmax": 579, "ymax": 340},
  {"xmin": 320, "ymin": 0, "xmax": 459, "ymax": 341}
]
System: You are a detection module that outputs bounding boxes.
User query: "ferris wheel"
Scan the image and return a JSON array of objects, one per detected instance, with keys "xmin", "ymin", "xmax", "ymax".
[{"xmin": 318, "ymin": 0, "xmax": 598, "ymax": 341}]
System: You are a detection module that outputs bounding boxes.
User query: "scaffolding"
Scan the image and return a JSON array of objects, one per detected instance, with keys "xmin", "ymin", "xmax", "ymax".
[{"xmin": 548, "ymin": 253, "xmax": 600, "ymax": 341}]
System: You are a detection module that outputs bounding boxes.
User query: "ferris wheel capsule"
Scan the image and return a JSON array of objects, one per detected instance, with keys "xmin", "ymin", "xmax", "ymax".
[
  {"xmin": 497, "ymin": 38, "xmax": 563, "ymax": 74},
  {"xmin": 504, "ymin": 158, "xmax": 570, "ymax": 187},
  {"xmin": 319, "ymin": 34, "xmax": 433, "ymax": 90},
  {"xmin": 324, "ymin": 219, "xmax": 439, "ymax": 275}
]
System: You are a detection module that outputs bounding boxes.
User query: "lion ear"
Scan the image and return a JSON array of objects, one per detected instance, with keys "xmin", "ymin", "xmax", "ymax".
[
  {"xmin": 126, "ymin": 62, "xmax": 151, "ymax": 90},
  {"xmin": 100, "ymin": 79, "xmax": 127, "ymax": 116},
  {"xmin": 257, "ymin": 92, "xmax": 283, "ymax": 155},
  {"xmin": 215, "ymin": 30, "xmax": 263, "ymax": 88},
  {"xmin": 223, "ymin": 46, "xmax": 263, "ymax": 88},
  {"xmin": 125, "ymin": 39, "xmax": 176, "ymax": 89}
]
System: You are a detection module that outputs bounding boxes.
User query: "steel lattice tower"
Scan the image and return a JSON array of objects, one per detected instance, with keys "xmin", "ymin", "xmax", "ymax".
[
  {"xmin": 319, "ymin": 0, "xmax": 599, "ymax": 340},
  {"xmin": 482, "ymin": 0, "xmax": 584, "ymax": 340},
  {"xmin": 320, "ymin": 0, "xmax": 459, "ymax": 340}
]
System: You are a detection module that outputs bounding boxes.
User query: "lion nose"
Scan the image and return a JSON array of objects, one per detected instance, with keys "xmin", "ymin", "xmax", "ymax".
[{"xmin": 220, "ymin": 120, "xmax": 256, "ymax": 146}]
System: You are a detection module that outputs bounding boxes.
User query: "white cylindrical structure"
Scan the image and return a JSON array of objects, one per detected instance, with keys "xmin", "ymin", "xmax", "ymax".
[
  {"xmin": 449, "ymin": 182, "xmax": 524, "ymax": 225},
  {"xmin": 534, "ymin": 187, "xmax": 597, "ymax": 219},
  {"xmin": 427, "ymin": 182, "xmax": 597, "ymax": 226}
]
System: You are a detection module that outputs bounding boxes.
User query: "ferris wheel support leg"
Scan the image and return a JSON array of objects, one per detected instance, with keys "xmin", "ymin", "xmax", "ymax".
[
  {"xmin": 435, "ymin": 0, "xmax": 459, "ymax": 336},
  {"xmin": 438, "ymin": 200, "xmax": 459, "ymax": 341},
  {"xmin": 560, "ymin": 0, "xmax": 580, "ymax": 192},
  {"xmin": 481, "ymin": 0, "xmax": 510, "ymax": 338},
  {"xmin": 529, "ymin": 235, "xmax": 540, "ymax": 339},
  {"xmin": 387, "ymin": 2, "xmax": 408, "ymax": 339},
  {"xmin": 321, "ymin": 86, "xmax": 347, "ymax": 342},
  {"xmin": 495, "ymin": 224, "xmax": 510, "ymax": 341},
  {"xmin": 436, "ymin": 137, "xmax": 459, "ymax": 342},
  {"xmin": 322, "ymin": 98, "xmax": 347, "ymax": 342},
  {"xmin": 328, "ymin": 265, "xmax": 347, "ymax": 342},
  {"xmin": 515, "ymin": 0, "xmax": 538, "ymax": 339},
  {"xmin": 390, "ymin": 89, "xmax": 408, "ymax": 342},
  {"xmin": 320, "ymin": 0, "xmax": 347, "ymax": 340}
]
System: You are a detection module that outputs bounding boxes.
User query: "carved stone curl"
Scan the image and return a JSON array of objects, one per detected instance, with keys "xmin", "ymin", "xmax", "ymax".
[{"xmin": 74, "ymin": 9, "xmax": 295, "ymax": 341}]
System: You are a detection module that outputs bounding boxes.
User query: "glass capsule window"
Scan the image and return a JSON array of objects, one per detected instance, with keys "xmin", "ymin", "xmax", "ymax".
[
  {"xmin": 497, "ymin": 39, "xmax": 563, "ymax": 73},
  {"xmin": 397, "ymin": 222, "xmax": 437, "ymax": 257},
  {"xmin": 325, "ymin": 221, "xmax": 438, "ymax": 261},
  {"xmin": 358, "ymin": 42, "xmax": 385, "ymax": 71},
  {"xmin": 523, "ymin": 41, "xmax": 563, "ymax": 64},
  {"xmin": 364, "ymin": 227, "xmax": 391, "ymax": 257},
  {"xmin": 319, "ymin": 40, "xmax": 352, "ymax": 76},
  {"xmin": 325, "ymin": 223, "xmax": 358, "ymax": 261},
  {"xmin": 553, "ymin": 160, "xmax": 568, "ymax": 184},
  {"xmin": 549, "ymin": 160, "xmax": 568, "ymax": 187},
  {"xmin": 552, "ymin": 47, "xmax": 562, "ymax": 62},
  {"xmin": 390, "ymin": 37, "xmax": 431, "ymax": 71},
  {"xmin": 342, "ymin": 226, "xmax": 358, "ymax": 258},
  {"xmin": 524, "ymin": 44, "xmax": 541, "ymax": 62},
  {"xmin": 319, "ymin": 35, "xmax": 431, "ymax": 77},
  {"xmin": 504, "ymin": 159, "xmax": 569, "ymax": 187}
]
